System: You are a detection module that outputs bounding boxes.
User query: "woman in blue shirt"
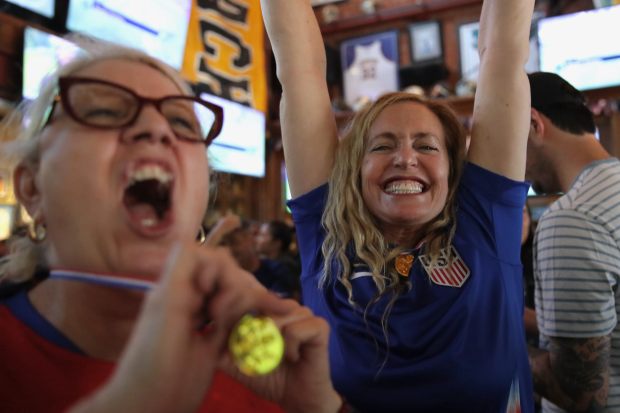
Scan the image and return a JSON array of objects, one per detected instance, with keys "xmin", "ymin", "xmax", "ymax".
[{"xmin": 260, "ymin": 0, "xmax": 535, "ymax": 411}]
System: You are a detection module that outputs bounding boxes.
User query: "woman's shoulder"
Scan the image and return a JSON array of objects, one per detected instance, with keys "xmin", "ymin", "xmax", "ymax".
[
  {"xmin": 287, "ymin": 183, "xmax": 329, "ymax": 224},
  {"xmin": 460, "ymin": 162, "xmax": 529, "ymax": 207}
]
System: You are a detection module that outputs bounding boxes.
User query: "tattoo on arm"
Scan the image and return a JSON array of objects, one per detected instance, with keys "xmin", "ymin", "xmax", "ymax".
[{"xmin": 529, "ymin": 335, "xmax": 610, "ymax": 413}]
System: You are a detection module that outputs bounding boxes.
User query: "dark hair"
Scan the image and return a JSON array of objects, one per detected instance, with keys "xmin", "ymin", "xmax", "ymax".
[
  {"xmin": 528, "ymin": 72, "xmax": 595, "ymax": 135},
  {"xmin": 267, "ymin": 220, "xmax": 293, "ymax": 253},
  {"xmin": 534, "ymin": 103, "xmax": 596, "ymax": 135}
]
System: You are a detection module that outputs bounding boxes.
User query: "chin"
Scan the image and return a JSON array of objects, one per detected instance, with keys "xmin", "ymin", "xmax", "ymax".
[
  {"xmin": 385, "ymin": 205, "xmax": 437, "ymax": 222},
  {"xmin": 117, "ymin": 244, "xmax": 172, "ymax": 278}
]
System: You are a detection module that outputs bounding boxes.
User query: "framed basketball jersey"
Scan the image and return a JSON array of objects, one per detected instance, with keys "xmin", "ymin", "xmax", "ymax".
[{"xmin": 340, "ymin": 31, "xmax": 399, "ymax": 110}]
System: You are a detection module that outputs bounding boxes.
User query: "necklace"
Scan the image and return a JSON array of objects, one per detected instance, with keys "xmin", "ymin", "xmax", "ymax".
[
  {"xmin": 49, "ymin": 269, "xmax": 154, "ymax": 291},
  {"xmin": 48, "ymin": 268, "xmax": 284, "ymax": 376}
]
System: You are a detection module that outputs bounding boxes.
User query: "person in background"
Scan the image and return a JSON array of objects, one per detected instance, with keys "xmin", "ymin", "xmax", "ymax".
[
  {"xmin": 526, "ymin": 72, "xmax": 620, "ymax": 413},
  {"xmin": 255, "ymin": 220, "xmax": 291, "ymax": 259},
  {"xmin": 0, "ymin": 44, "xmax": 341, "ymax": 413},
  {"xmin": 207, "ymin": 214, "xmax": 300, "ymax": 300},
  {"xmin": 256, "ymin": 220, "xmax": 301, "ymax": 289},
  {"xmin": 261, "ymin": 0, "xmax": 535, "ymax": 411}
]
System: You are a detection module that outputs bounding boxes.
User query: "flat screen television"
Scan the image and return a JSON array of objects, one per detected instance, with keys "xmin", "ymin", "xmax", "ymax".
[
  {"xmin": 3, "ymin": 0, "xmax": 54, "ymax": 17},
  {"xmin": 22, "ymin": 27, "xmax": 85, "ymax": 100},
  {"xmin": 201, "ymin": 93, "xmax": 266, "ymax": 178},
  {"xmin": 538, "ymin": 5, "xmax": 620, "ymax": 91},
  {"xmin": 66, "ymin": 0, "xmax": 192, "ymax": 69}
]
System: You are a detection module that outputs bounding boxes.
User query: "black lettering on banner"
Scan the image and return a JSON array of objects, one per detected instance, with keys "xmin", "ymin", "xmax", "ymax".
[
  {"xmin": 198, "ymin": 19, "xmax": 250, "ymax": 68},
  {"xmin": 195, "ymin": 0, "xmax": 256, "ymax": 106},
  {"xmin": 195, "ymin": 59, "xmax": 251, "ymax": 106},
  {"xmin": 197, "ymin": 0, "xmax": 248, "ymax": 23}
]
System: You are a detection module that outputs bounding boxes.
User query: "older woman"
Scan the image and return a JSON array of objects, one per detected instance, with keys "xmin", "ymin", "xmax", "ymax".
[
  {"xmin": 0, "ymin": 45, "xmax": 341, "ymax": 413},
  {"xmin": 261, "ymin": 0, "xmax": 535, "ymax": 411}
]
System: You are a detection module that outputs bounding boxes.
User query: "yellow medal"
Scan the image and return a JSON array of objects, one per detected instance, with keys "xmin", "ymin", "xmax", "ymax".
[{"xmin": 229, "ymin": 314, "xmax": 284, "ymax": 376}]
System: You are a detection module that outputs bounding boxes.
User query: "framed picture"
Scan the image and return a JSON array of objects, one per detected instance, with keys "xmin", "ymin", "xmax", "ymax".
[
  {"xmin": 408, "ymin": 21, "xmax": 443, "ymax": 65},
  {"xmin": 340, "ymin": 31, "xmax": 400, "ymax": 110},
  {"xmin": 458, "ymin": 18, "xmax": 541, "ymax": 84},
  {"xmin": 0, "ymin": 204, "xmax": 16, "ymax": 240},
  {"xmin": 458, "ymin": 20, "xmax": 481, "ymax": 82}
]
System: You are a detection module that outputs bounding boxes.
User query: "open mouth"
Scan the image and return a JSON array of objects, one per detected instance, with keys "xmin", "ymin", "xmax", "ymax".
[
  {"xmin": 123, "ymin": 164, "xmax": 173, "ymax": 229},
  {"xmin": 384, "ymin": 179, "xmax": 425, "ymax": 195}
]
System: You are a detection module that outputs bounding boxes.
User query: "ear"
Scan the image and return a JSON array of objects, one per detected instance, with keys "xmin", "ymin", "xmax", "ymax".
[
  {"xmin": 13, "ymin": 162, "xmax": 43, "ymax": 222},
  {"xmin": 529, "ymin": 108, "xmax": 546, "ymax": 144}
]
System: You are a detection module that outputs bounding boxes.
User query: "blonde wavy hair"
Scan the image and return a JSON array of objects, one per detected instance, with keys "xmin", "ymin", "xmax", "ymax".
[
  {"xmin": 321, "ymin": 92, "xmax": 467, "ymax": 309},
  {"xmin": 0, "ymin": 39, "xmax": 208, "ymax": 284}
]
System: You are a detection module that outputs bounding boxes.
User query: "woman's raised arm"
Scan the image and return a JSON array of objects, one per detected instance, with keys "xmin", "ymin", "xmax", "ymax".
[
  {"xmin": 260, "ymin": 0, "xmax": 338, "ymax": 197},
  {"xmin": 468, "ymin": 0, "xmax": 535, "ymax": 180}
]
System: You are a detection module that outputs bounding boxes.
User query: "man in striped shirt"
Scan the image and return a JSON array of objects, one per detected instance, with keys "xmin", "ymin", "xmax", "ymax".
[{"xmin": 526, "ymin": 72, "xmax": 620, "ymax": 413}]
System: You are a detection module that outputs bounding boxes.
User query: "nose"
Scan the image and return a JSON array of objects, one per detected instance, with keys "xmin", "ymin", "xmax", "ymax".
[
  {"xmin": 122, "ymin": 104, "xmax": 176, "ymax": 146},
  {"xmin": 393, "ymin": 145, "xmax": 418, "ymax": 168}
]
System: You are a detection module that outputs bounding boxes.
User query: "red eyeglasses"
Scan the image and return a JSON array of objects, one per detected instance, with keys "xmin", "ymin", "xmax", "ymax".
[{"xmin": 41, "ymin": 76, "xmax": 224, "ymax": 146}]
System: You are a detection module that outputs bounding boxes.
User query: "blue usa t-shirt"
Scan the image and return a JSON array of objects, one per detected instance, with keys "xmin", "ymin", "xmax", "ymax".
[{"xmin": 288, "ymin": 162, "xmax": 534, "ymax": 413}]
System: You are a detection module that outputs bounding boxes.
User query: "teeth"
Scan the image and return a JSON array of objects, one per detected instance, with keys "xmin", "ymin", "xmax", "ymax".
[
  {"xmin": 385, "ymin": 180, "xmax": 423, "ymax": 194},
  {"xmin": 129, "ymin": 165, "xmax": 172, "ymax": 185},
  {"xmin": 141, "ymin": 218, "xmax": 157, "ymax": 227}
]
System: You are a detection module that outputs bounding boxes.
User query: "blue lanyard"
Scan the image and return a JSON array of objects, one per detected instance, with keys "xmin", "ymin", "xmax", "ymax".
[{"xmin": 49, "ymin": 269, "xmax": 155, "ymax": 291}]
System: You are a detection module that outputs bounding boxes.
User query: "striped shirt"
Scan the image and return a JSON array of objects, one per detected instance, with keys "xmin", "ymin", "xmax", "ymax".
[{"xmin": 534, "ymin": 158, "xmax": 620, "ymax": 413}]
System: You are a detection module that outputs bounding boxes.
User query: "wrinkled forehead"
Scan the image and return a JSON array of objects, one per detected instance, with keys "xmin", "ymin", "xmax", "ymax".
[{"xmin": 69, "ymin": 58, "xmax": 187, "ymax": 98}]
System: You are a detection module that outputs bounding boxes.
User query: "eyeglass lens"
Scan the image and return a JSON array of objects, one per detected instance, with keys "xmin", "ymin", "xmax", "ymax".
[{"xmin": 66, "ymin": 82, "xmax": 217, "ymax": 142}]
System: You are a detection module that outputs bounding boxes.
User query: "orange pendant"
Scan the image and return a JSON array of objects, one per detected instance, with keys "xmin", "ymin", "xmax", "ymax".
[{"xmin": 395, "ymin": 254, "xmax": 414, "ymax": 277}]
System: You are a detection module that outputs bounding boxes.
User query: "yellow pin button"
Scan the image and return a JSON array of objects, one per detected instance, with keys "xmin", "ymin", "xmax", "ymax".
[{"xmin": 229, "ymin": 314, "xmax": 284, "ymax": 376}]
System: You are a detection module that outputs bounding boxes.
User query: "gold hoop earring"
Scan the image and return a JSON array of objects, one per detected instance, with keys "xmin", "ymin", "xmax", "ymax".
[
  {"xmin": 197, "ymin": 226, "xmax": 207, "ymax": 245},
  {"xmin": 27, "ymin": 221, "xmax": 47, "ymax": 243}
]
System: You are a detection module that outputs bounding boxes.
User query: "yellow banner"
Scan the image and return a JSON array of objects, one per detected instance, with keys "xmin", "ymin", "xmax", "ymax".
[{"xmin": 182, "ymin": 0, "xmax": 266, "ymax": 113}]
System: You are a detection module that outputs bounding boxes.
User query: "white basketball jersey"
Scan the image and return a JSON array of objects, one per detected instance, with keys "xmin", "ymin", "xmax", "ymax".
[{"xmin": 344, "ymin": 40, "xmax": 398, "ymax": 109}]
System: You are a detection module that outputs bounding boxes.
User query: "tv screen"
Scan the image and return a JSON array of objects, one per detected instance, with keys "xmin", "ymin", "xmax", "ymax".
[
  {"xmin": 538, "ymin": 5, "xmax": 620, "ymax": 91},
  {"xmin": 66, "ymin": 0, "xmax": 192, "ymax": 69},
  {"xmin": 2, "ymin": 0, "xmax": 54, "ymax": 18},
  {"xmin": 201, "ymin": 93, "xmax": 266, "ymax": 178},
  {"xmin": 22, "ymin": 27, "xmax": 85, "ymax": 100},
  {"xmin": 0, "ymin": 205, "xmax": 16, "ymax": 240}
]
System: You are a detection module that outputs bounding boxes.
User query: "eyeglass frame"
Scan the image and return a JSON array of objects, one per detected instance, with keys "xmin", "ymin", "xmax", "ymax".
[{"xmin": 40, "ymin": 76, "xmax": 224, "ymax": 146}]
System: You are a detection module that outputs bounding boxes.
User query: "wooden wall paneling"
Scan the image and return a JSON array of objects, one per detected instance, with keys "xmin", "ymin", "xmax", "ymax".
[
  {"xmin": 210, "ymin": 150, "xmax": 285, "ymax": 222},
  {"xmin": 606, "ymin": 110, "xmax": 620, "ymax": 159},
  {"xmin": 0, "ymin": 15, "xmax": 24, "ymax": 100},
  {"xmin": 261, "ymin": 145, "xmax": 287, "ymax": 220},
  {"xmin": 316, "ymin": 0, "xmax": 482, "ymax": 38}
]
